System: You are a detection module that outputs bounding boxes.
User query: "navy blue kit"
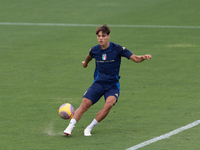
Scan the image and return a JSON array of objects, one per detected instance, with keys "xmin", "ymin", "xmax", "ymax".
[{"xmin": 83, "ymin": 42, "xmax": 133, "ymax": 104}]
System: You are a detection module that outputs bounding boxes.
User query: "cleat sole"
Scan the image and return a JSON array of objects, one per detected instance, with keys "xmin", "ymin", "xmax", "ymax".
[{"xmin": 64, "ymin": 133, "xmax": 70, "ymax": 136}]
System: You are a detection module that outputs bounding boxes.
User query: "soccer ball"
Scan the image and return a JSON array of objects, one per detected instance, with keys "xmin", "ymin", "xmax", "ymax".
[{"xmin": 58, "ymin": 103, "xmax": 75, "ymax": 119}]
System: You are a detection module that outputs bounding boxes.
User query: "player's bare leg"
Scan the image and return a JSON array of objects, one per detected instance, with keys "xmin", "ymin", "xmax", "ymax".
[
  {"xmin": 73, "ymin": 98, "xmax": 93, "ymax": 121},
  {"xmin": 95, "ymin": 96, "xmax": 117, "ymax": 122},
  {"xmin": 84, "ymin": 96, "xmax": 117, "ymax": 136},
  {"xmin": 64, "ymin": 98, "xmax": 92, "ymax": 136}
]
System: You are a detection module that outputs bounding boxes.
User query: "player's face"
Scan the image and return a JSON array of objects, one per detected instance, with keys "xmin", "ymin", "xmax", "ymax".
[{"xmin": 97, "ymin": 31, "xmax": 110, "ymax": 49}]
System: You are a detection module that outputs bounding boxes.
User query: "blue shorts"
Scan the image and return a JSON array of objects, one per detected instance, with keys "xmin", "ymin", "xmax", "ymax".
[{"xmin": 83, "ymin": 82, "xmax": 120, "ymax": 105}]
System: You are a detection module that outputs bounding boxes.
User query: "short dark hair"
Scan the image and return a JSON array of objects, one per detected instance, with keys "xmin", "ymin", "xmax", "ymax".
[{"xmin": 96, "ymin": 24, "xmax": 110, "ymax": 35}]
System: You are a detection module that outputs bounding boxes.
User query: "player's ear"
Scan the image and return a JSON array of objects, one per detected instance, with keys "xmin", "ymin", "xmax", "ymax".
[{"xmin": 107, "ymin": 35, "xmax": 110, "ymax": 40}]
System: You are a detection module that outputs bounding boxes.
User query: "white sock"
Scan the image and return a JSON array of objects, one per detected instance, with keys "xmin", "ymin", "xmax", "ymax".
[
  {"xmin": 87, "ymin": 119, "xmax": 99, "ymax": 129},
  {"xmin": 69, "ymin": 119, "xmax": 76, "ymax": 127}
]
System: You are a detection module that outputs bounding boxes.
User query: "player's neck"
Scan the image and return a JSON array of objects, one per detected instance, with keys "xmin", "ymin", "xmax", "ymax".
[{"xmin": 101, "ymin": 42, "xmax": 110, "ymax": 50}]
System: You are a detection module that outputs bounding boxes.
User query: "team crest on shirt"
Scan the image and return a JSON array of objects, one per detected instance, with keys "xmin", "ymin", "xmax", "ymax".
[{"xmin": 102, "ymin": 54, "xmax": 107, "ymax": 60}]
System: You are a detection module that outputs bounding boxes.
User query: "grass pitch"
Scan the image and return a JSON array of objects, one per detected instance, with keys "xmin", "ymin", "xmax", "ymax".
[{"xmin": 0, "ymin": 0, "xmax": 200, "ymax": 149}]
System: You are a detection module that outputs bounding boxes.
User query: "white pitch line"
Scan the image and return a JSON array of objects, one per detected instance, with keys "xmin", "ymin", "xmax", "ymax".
[
  {"xmin": 0, "ymin": 22, "xmax": 200, "ymax": 29},
  {"xmin": 126, "ymin": 120, "xmax": 200, "ymax": 150}
]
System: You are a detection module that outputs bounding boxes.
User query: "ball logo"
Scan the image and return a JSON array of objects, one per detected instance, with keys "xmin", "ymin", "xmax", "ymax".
[{"xmin": 102, "ymin": 54, "xmax": 107, "ymax": 60}]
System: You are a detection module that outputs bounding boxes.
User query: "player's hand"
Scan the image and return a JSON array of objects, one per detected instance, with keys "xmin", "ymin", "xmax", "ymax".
[
  {"xmin": 142, "ymin": 54, "xmax": 152, "ymax": 60},
  {"xmin": 82, "ymin": 61, "xmax": 88, "ymax": 68}
]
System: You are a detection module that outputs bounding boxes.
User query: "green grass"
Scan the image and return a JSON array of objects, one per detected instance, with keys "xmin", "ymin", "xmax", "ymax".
[{"xmin": 0, "ymin": 0, "xmax": 200, "ymax": 149}]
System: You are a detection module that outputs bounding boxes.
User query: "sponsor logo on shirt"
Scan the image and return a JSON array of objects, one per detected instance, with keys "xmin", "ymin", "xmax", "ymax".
[{"xmin": 96, "ymin": 60, "xmax": 114, "ymax": 63}]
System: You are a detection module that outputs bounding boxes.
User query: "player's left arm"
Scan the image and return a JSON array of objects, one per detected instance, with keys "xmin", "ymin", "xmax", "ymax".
[{"xmin": 129, "ymin": 54, "xmax": 152, "ymax": 63}]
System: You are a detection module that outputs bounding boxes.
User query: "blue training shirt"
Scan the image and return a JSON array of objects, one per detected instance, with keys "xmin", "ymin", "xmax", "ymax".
[{"xmin": 89, "ymin": 42, "xmax": 133, "ymax": 83}]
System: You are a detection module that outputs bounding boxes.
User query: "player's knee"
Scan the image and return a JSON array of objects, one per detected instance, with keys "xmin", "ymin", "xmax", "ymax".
[
  {"xmin": 80, "ymin": 98, "xmax": 92, "ymax": 111},
  {"xmin": 105, "ymin": 101, "xmax": 115, "ymax": 109},
  {"xmin": 105, "ymin": 96, "xmax": 117, "ymax": 109}
]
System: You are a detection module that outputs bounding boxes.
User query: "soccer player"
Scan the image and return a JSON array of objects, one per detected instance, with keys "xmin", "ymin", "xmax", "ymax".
[{"xmin": 64, "ymin": 24, "xmax": 152, "ymax": 136}]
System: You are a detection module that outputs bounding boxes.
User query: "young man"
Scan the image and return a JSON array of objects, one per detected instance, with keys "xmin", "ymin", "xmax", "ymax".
[{"xmin": 64, "ymin": 24, "xmax": 152, "ymax": 136}]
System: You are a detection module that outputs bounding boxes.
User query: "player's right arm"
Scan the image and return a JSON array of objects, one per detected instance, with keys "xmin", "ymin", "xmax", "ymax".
[{"xmin": 82, "ymin": 54, "xmax": 93, "ymax": 68}]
